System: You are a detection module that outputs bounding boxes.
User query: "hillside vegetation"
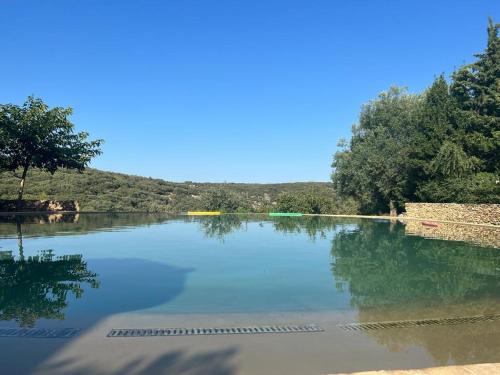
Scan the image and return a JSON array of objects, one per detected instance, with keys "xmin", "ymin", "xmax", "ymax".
[{"xmin": 0, "ymin": 168, "xmax": 350, "ymax": 213}]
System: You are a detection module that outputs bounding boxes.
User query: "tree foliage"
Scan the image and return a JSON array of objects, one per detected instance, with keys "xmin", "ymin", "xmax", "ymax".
[
  {"xmin": 430, "ymin": 141, "xmax": 475, "ymax": 178},
  {"xmin": 199, "ymin": 188, "xmax": 242, "ymax": 212},
  {"xmin": 332, "ymin": 19, "xmax": 500, "ymax": 212},
  {"xmin": 0, "ymin": 96, "xmax": 103, "ymax": 206},
  {"xmin": 275, "ymin": 190, "xmax": 358, "ymax": 214},
  {"xmin": 333, "ymin": 88, "xmax": 420, "ymax": 213}
]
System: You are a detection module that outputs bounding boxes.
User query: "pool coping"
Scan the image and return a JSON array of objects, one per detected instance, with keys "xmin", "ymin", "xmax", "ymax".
[{"xmin": 331, "ymin": 362, "xmax": 500, "ymax": 374}]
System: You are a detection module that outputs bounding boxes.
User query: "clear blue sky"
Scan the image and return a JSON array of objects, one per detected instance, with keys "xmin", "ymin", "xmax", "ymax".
[{"xmin": 1, "ymin": 1, "xmax": 498, "ymax": 182}]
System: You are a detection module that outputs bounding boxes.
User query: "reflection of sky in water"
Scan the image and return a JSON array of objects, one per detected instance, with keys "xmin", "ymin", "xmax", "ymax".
[{"xmin": 0, "ymin": 220, "xmax": 352, "ymax": 315}]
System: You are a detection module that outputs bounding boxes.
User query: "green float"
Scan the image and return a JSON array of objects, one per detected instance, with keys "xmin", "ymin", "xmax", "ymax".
[{"xmin": 268, "ymin": 212, "xmax": 303, "ymax": 217}]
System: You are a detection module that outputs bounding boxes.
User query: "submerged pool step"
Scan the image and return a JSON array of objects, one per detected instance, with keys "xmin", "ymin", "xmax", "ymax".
[
  {"xmin": 107, "ymin": 324, "xmax": 323, "ymax": 337},
  {"xmin": 338, "ymin": 314, "xmax": 500, "ymax": 332},
  {"xmin": 0, "ymin": 328, "xmax": 80, "ymax": 338}
]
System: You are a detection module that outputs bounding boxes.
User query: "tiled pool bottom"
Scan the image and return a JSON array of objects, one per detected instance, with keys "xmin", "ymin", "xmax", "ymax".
[{"xmin": 0, "ymin": 213, "xmax": 499, "ymax": 374}]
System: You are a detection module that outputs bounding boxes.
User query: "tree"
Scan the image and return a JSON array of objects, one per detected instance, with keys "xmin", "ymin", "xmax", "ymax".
[
  {"xmin": 0, "ymin": 96, "xmax": 103, "ymax": 209},
  {"xmin": 430, "ymin": 141, "xmax": 475, "ymax": 178},
  {"xmin": 275, "ymin": 190, "xmax": 350, "ymax": 214},
  {"xmin": 275, "ymin": 192, "xmax": 307, "ymax": 213},
  {"xmin": 333, "ymin": 18, "xmax": 499, "ymax": 211},
  {"xmin": 450, "ymin": 18, "xmax": 499, "ymax": 171},
  {"xmin": 332, "ymin": 87, "xmax": 420, "ymax": 214},
  {"xmin": 411, "ymin": 76, "xmax": 456, "ymax": 176},
  {"xmin": 416, "ymin": 18, "xmax": 499, "ymax": 201},
  {"xmin": 199, "ymin": 188, "xmax": 241, "ymax": 212},
  {"xmin": 416, "ymin": 172, "xmax": 500, "ymax": 203}
]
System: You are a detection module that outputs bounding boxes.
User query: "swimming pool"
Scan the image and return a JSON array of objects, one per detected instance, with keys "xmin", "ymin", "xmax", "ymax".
[{"xmin": 1, "ymin": 214, "xmax": 499, "ymax": 374}]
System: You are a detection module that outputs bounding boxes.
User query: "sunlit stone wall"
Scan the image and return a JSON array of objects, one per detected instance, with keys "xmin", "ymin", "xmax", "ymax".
[
  {"xmin": 404, "ymin": 203, "xmax": 500, "ymax": 226},
  {"xmin": 0, "ymin": 200, "xmax": 80, "ymax": 212}
]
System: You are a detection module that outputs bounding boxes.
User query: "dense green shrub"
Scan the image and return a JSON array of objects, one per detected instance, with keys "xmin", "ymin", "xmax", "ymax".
[
  {"xmin": 275, "ymin": 190, "xmax": 359, "ymax": 214},
  {"xmin": 416, "ymin": 172, "xmax": 500, "ymax": 203},
  {"xmin": 199, "ymin": 188, "xmax": 242, "ymax": 212}
]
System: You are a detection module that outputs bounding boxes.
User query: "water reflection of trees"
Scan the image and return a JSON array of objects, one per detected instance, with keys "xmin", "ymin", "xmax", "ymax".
[
  {"xmin": 357, "ymin": 303, "xmax": 500, "ymax": 365},
  {"xmin": 0, "ymin": 249, "xmax": 99, "ymax": 327},
  {"xmin": 0, "ymin": 213, "xmax": 354, "ymax": 242},
  {"xmin": 198, "ymin": 215, "xmax": 244, "ymax": 240},
  {"xmin": 0, "ymin": 221, "xmax": 99, "ymax": 327},
  {"xmin": 331, "ymin": 221, "xmax": 500, "ymax": 307},
  {"xmin": 0, "ymin": 213, "xmax": 179, "ymax": 238},
  {"xmin": 272, "ymin": 216, "xmax": 341, "ymax": 240},
  {"xmin": 197, "ymin": 215, "xmax": 349, "ymax": 241},
  {"xmin": 331, "ymin": 220, "xmax": 500, "ymax": 364}
]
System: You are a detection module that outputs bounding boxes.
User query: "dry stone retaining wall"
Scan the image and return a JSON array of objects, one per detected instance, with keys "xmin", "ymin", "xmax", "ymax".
[
  {"xmin": 404, "ymin": 203, "xmax": 499, "ymax": 226},
  {"xmin": 0, "ymin": 200, "xmax": 80, "ymax": 212}
]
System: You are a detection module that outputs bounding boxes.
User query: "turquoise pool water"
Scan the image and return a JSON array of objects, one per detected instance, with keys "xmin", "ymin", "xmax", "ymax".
[{"xmin": 0, "ymin": 214, "xmax": 499, "ymax": 327}]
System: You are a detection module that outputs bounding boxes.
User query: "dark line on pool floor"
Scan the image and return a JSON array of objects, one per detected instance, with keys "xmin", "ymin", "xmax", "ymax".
[
  {"xmin": 107, "ymin": 324, "xmax": 323, "ymax": 337},
  {"xmin": 338, "ymin": 314, "xmax": 500, "ymax": 331},
  {"xmin": 0, "ymin": 328, "xmax": 80, "ymax": 338}
]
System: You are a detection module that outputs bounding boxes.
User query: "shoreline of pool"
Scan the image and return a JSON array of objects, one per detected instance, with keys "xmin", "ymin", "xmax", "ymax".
[{"xmin": 1, "ymin": 210, "xmax": 498, "ymax": 228}]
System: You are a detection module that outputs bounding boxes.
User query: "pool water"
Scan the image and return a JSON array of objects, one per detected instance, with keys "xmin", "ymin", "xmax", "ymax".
[
  {"xmin": 1, "ymin": 213, "xmax": 500, "ymax": 373},
  {"xmin": 1, "ymin": 213, "xmax": 499, "ymax": 321}
]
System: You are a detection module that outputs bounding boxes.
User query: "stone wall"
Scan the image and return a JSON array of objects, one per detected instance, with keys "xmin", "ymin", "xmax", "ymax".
[
  {"xmin": 0, "ymin": 200, "xmax": 80, "ymax": 212},
  {"xmin": 403, "ymin": 203, "xmax": 500, "ymax": 226}
]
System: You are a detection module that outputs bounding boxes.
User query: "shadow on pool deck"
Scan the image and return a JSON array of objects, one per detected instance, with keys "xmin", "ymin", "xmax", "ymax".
[
  {"xmin": 36, "ymin": 347, "xmax": 239, "ymax": 375},
  {"xmin": 0, "ymin": 256, "xmax": 195, "ymax": 374}
]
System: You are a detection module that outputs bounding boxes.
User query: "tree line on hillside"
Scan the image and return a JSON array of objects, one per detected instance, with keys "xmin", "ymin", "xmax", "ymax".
[
  {"xmin": 0, "ymin": 167, "xmax": 348, "ymax": 213},
  {"xmin": 332, "ymin": 18, "xmax": 499, "ymax": 214}
]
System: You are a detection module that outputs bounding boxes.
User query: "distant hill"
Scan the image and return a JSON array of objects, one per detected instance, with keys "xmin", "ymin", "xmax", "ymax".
[{"xmin": 0, "ymin": 168, "xmax": 335, "ymax": 212}]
